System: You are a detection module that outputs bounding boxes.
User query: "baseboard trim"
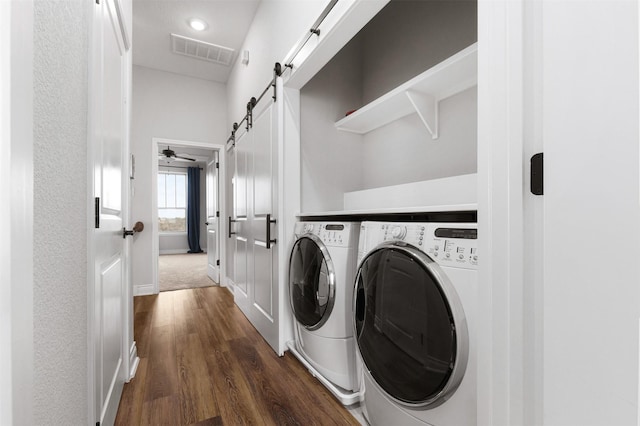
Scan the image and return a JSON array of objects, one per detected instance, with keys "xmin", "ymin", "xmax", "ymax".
[
  {"xmin": 159, "ymin": 249, "xmax": 208, "ymax": 255},
  {"xmin": 134, "ymin": 283, "xmax": 155, "ymax": 296},
  {"xmin": 128, "ymin": 342, "xmax": 139, "ymax": 382},
  {"xmin": 159, "ymin": 249, "xmax": 189, "ymax": 255},
  {"xmin": 223, "ymin": 276, "xmax": 235, "ymax": 290}
]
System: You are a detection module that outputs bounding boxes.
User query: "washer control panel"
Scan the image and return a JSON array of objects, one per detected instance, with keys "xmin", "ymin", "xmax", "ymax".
[
  {"xmin": 294, "ymin": 222, "xmax": 359, "ymax": 248},
  {"xmin": 360, "ymin": 222, "xmax": 478, "ymax": 270}
]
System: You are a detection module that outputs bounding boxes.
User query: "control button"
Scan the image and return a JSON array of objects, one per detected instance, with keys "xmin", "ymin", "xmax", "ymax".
[
  {"xmin": 434, "ymin": 245, "xmax": 439, "ymax": 251},
  {"xmin": 418, "ymin": 241, "xmax": 422, "ymax": 246},
  {"xmin": 433, "ymin": 252, "xmax": 438, "ymax": 257},
  {"xmin": 304, "ymin": 224, "xmax": 314, "ymax": 233},
  {"xmin": 445, "ymin": 253, "xmax": 451, "ymax": 258},
  {"xmin": 459, "ymin": 254, "xmax": 464, "ymax": 260},
  {"xmin": 391, "ymin": 226, "xmax": 407, "ymax": 240},
  {"xmin": 473, "ymin": 255, "xmax": 478, "ymax": 262}
]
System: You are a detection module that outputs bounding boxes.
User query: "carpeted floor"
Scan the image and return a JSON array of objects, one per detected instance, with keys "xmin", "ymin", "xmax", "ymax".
[{"xmin": 159, "ymin": 253, "xmax": 218, "ymax": 292}]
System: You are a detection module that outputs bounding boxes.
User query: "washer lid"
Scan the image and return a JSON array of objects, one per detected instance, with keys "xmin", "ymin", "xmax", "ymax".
[
  {"xmin": 354, "ymin": 242, "xmax": 469, "ymax": 408},
  {"xmin": 289, "ymin": 234, "xmax": 336, "ymax": 330}
]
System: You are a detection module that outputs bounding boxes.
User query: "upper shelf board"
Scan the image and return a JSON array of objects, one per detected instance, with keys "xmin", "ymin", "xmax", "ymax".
[{"xmin": 335, "ymin": 43, "xmax": 478, "ymax": 138}]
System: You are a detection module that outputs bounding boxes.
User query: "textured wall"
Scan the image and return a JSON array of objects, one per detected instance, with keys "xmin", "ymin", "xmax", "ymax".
[
  {"xmin": 131, "ymin": 66, "xmax": 227, "ymax": 291},
  {"xmin": 33, "ymin": 1, "xmax": 89, "ymax": 424}
]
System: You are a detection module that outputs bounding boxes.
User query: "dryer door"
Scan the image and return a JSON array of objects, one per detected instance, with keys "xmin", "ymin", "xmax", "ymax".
[
  {"xmin": 289, "ymin": 235, "xmax": 336, "ymax": 331},
  {"xmin": 354, "ymin": 242, "xmax": 468, "ymax": 409}
]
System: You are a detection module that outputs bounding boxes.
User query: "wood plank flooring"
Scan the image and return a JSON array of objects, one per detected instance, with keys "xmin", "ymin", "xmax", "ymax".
[{"xmin": 115, "ymin": 287, "xmax": 360, "ymax": 425}]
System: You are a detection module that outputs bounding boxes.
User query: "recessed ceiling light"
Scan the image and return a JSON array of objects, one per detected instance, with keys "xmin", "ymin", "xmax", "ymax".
[{"xmin": 188, "ymin": 18, "xmax": 207, "ymax": 31}]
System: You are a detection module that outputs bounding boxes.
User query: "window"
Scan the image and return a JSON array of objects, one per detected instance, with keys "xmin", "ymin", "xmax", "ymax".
[{"xmin": 158, "ymin": 172, "xmax": 187, "ymax": 232}]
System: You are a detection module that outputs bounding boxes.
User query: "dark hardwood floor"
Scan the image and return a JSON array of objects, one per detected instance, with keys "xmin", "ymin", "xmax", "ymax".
[{"xmin": 115, "ymin": 287, "xmax": 360, "ymax": 425}]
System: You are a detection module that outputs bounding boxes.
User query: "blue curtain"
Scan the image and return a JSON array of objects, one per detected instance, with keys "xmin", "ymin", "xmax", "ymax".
[{"xmin": 187, "ymin": 167, "xmax": 203, "ymax": 253}]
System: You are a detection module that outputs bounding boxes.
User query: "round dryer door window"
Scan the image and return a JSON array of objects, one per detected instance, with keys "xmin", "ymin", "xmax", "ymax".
[
  {"xmin": 354, "ymin": 243, "xmax": 468, "ymax": 408},
  {"xmin": 289, "ymin": 235, "xmax": 336, "ymax": 330}
]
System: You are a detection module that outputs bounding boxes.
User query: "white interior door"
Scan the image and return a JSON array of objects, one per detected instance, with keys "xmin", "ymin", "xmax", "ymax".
[
  {"xmin": 206, "ymin": 152, "xmax": 220, "ymax": 282},
  {"xmin": 232, "ymin": 90, "xmax": 280, "ymax": 353},
  {"xmin": 91, "ymin": 0, "xmax": 128, "ymax": 424}
]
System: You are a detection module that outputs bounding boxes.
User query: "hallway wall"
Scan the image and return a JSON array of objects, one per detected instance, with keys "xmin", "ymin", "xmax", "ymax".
[
  {"xmin": 131, "ymin": 66, "xmax": 227, "ymax": 294},
  {"xmin": 33, "ymin": 0, "xmax": 90, "ymax": 423}
]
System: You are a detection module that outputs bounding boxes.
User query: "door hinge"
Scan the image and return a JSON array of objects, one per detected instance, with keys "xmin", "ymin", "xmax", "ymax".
[
  {"xmin": 94, "ymin": 197, "xmax": 100, "ymax": 228},
  {"xmin": 216, "ymin": 259, "xmax": 220, "ymax": 266},
  {"xmin": 215, "ymin": 162, "xmax": 219, "ymax": 169},
  {"xmin": 530, "ymin": 152, "xmax": 543, "ymax": 195},
  {"xmin": 216, "ymin": 211, "xmax": 220, "ymax": 217}
]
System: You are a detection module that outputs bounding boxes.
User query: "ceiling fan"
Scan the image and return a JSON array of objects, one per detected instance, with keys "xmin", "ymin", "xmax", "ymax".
[{"xmin": 159, "ymin": 146, "xmax": 196, "ymax": 163}]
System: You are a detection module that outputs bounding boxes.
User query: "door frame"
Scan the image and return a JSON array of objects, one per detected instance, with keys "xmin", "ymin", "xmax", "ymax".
[
  {"xmin": 206, "ymin": 153, "xmax": 221, "ymax": 282},
  {"xmin": 151, "ymin": 137, "xmax": 226, "ymax": 294},
  {"xmin": 1, "ymin": 1, "xmax": 34, "ymax": 424}
]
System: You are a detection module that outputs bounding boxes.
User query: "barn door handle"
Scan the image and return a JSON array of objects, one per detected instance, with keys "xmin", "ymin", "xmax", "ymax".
[
  {"xmin": 228, "ymin": 216, "xmax": 237, "ymax": 239},
  {"xmin": 266, "ymin": 214, "xmax": 277, "ymax": 249}
]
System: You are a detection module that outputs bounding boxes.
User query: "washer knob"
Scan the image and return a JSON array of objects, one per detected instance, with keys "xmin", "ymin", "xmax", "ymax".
[
  {"xmin": 303, "ymin": 224, "xmax": 314, "ymax": 234},
  {"xmin": 391, "ymin": 226, "xmax": 407, "ymax": 240}
]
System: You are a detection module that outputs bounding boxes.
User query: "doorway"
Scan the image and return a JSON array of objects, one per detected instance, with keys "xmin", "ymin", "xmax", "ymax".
[{"xmin": 151, "ymin": 138, "xmax": 225, "ymax": 293}]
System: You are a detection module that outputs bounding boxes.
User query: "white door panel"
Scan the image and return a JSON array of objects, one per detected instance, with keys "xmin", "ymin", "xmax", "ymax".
[
  {"xmin": 91, "ymin": 0, "xmax": 127, "ymax": 424},
  {"xmin": 252, "ymin": 105, "xmax": 273, "ymax": 216},
  {"xmin": 235, "ymin": 236, "xmax": 248, "ymax": 295},
  {"xmin": 253, "ymin": 243, "xmax": 274, "ymax": 319}
]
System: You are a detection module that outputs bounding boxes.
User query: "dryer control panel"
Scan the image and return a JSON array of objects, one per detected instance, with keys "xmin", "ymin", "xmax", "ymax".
[
  {"xmin": 294, "ymin": 221, "xmax": 359, "ymax": 248},
  {"xmin": 359, "ymin": 222, "xmax": 478, "ymax": 270}
]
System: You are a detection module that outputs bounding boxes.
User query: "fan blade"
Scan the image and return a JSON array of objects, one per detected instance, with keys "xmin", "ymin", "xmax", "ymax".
[{"xmin": 175, "ymin": 155, "xmax": 196, "ymax": 161}]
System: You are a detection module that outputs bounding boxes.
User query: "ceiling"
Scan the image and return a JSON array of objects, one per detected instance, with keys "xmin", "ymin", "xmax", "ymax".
[{"xmin": 133, "ymin": 0, "xmax": 261, "ymax": 83}]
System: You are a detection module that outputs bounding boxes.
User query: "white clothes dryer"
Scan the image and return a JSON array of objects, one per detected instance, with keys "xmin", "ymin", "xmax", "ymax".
[
  {"xmin": 355, "ymin": 221, "xmax": 477, "ymax": 426},
  {"xmin": 288, "ymin": 221, "xmax": 360, "ymax": 394}
]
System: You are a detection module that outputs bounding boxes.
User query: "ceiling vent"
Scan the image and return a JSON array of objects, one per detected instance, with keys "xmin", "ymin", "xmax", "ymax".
[{"xmin": 170, "ymin": 33, "xmax": 235, "ymax": 66}]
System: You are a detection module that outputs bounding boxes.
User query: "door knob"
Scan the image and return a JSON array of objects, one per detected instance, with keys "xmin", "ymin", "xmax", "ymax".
[{"xmin": 123, "ymin": 221, "xmax": 144, "ymax": 238}]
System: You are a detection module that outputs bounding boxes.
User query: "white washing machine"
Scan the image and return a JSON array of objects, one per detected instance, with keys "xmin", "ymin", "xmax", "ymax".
[
  {"xmin": 288, "ymin": 221, "xmax": 360, "ymax": 394},
  {"xmin": 355, "ymin": 221, "xmax": 477, "ymax": 426}
]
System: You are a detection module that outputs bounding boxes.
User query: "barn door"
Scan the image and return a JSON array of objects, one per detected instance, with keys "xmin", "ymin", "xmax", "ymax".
[{"xmin": 232, "ymin": 81, "xmax": 281, "ymax": 353}]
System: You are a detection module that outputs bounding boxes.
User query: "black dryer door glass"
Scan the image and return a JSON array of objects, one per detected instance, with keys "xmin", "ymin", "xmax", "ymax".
[
  {"xmin": 289, "ymin": 236, "xmax": 334, "ymax": 330},
  {"xmin": 354, "ymin": 247, "xmax": 456, "ymax": 405}
]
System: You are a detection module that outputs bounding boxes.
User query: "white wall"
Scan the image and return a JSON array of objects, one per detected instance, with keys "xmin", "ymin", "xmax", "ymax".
[
  {"xmin": 541, "ymin": 1, "xmax": 640, "ymax": 424},
  {"xmin": 131, "ymin": 66, "xmax": 227, "ymax": 290},
  {"xmin": 225, "ymin": 0, "xmax": 329, "ymax": 128},
  {"xmin": 361, "ymin": 88, "xmax": 477, "ymax": 189},
  {"xmin": 33, "ymin": 0, "xmax": 89, "ymax": 423},
  {"xmin": 360, "ymin": 0, "xmax": 477, "ymax": 104},
  {"xmin": 300, "ymin": 38, "xmax": 364, "ymax": 212},
  {"xmin": 158, "ymin": 163, "xmax": 208, "ymax": 254}
]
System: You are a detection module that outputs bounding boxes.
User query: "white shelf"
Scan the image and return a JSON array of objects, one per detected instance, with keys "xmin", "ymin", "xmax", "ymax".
[
  {"xmin": 299, "ymin": 174, "xmax": 478, "ymax": 217},
  {"xmin": 334, "ymin": 43, "xmax": 478, "ymax": 138}
]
